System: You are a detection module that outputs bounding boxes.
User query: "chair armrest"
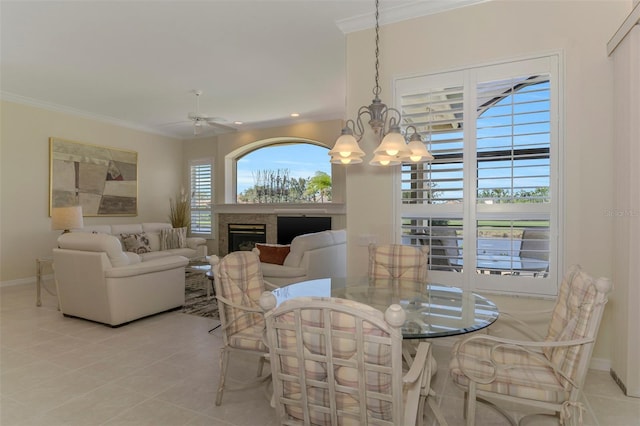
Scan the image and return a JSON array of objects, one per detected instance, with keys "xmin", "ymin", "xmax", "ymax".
[
  {"xmin": 263, "ymin": 280, "xmax": 279, "ymax": 290},
  {"xmin": 215, "ymin": 294, "xmax": 263, "ymax": 313},
  {"xmin": 454, "ymin": 334, "xmax": 594, "ymax": 388},
  {"xmin": 402, "ymin": 342, "xmax": 432, "ymax": 426},
  {"xmin": 187, "ymin": 237, "xmax": 206, "ymax": 250},
  {"xmin": 403, "ymin": 341, "xmax": 431, "ymax": 385}
]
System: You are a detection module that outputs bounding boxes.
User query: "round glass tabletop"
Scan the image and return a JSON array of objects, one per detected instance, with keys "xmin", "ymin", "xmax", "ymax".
[{"xmin": 271, "ymin": 277, "xmax": 499, "ymax": 339}]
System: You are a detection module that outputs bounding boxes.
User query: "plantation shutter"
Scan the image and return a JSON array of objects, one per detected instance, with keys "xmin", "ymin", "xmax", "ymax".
[
  {"xmin": 190, "ymin": 158, "xmax": 213, "ymax": 236},
  {"xmin": 401, "ymin": 85, "xmax": 465, "ymax": 204},
  {"xmin": 396, "ymin": 55, "xmax": 559, "ymax": 296}
]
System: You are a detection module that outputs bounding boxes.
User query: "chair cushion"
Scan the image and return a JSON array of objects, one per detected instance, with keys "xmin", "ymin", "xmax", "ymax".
[
  {"xmin": 228, "ymin": 324, "xmax": 268, "ymax": 352},
  {"xmin": 272, "ymin": 297, "xmax": 394, "ymax": 423},
  {"xmin": 449, "ymin": 338, "xmax": 569, "ymax": 403},
  {"xmin": 544, "ymin": 264, "xmax": 600, "ymax": 389},
  {"xmin": 368, "ymin": 244, "xmax": 429, "ymax": 281},
  {"xmin": 217, "ymin": 251, "xmax": 265, "ymax": 337}
]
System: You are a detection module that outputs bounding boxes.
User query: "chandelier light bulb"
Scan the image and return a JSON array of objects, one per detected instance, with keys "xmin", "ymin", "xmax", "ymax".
[{"xmin": 341, "ymin": 158, "xmax": 352, "ymax": 164}]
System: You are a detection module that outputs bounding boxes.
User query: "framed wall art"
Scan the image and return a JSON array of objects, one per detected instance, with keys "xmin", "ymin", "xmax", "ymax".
[{"xmin": 49, "ymin": 137, "xmax": 138, "ymax": 216}]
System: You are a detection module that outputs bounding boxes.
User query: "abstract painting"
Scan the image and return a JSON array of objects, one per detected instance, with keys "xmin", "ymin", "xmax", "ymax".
[{"xmin": 49, "ymin": 138, "xmax": 137, "ymax": 216}]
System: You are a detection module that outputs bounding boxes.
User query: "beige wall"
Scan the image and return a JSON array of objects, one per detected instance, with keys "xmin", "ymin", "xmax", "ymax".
[
  {"xmin": 345, "ymin": 1, "xmax": 630, "ymax": 363},
  {"xmin": 0, "ymin": 100, "xmax": 184, "ymax": 282}
]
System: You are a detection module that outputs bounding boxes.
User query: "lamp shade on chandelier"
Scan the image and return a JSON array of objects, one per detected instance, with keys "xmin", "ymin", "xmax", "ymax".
[{"xmin": 329, "ymin": 0, "xmax": 433, "ymax": 167}]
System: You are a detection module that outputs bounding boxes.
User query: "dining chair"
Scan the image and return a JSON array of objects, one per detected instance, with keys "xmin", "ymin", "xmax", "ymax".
[
  {"xmin": 210, "ymin": 250, "xmax": 275, "ymax": 405},
  {"xmin": 449, "ymin": 264, "xmax": 612, "ymax": 426},
  {"xmin": 518, "ymin": 229, "xmax": 550, "ymax": 277},
  {"xmin": 368, "ymin": 243, "xmax": 430, "ymax": 281},
  {"xmin": 429, "ymin": 228, "xmax": 462, "ymax": 272},
  {"xmin": 260, "ymin": 295, "xmax": 437, "ymax": 425}
]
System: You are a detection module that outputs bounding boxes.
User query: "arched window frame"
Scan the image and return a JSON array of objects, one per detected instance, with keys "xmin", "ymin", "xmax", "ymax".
[{"xmin": 225, "ymin": 137, "xmax": 333, "ymax": 204}]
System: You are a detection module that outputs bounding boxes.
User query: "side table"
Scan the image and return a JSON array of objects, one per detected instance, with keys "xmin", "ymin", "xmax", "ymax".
[
  {"xmin": 186, "ymin": 263, "xmax": 213, "ymax": 300},
  {"xmin": 36, "ymin": 257, "xmax": 55, "ymax": 307}
]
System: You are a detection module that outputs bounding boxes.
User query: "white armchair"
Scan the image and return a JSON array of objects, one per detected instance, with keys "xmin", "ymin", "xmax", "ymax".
[
  {"xmin": 53, "ymin": 232, "xmax": 188, "ymax": 326},
  {"xmin": 257, "ymin": 229, "xmax": 346, "ymax": 286}
]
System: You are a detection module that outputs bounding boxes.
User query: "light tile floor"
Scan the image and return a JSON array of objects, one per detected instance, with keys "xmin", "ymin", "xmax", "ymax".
[{"xmin": 1, "ymin": 281, "xmax": 639, "ymax": 425}]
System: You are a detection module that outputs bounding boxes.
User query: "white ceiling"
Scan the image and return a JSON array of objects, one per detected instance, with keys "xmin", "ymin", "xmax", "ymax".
[{"xmin": 1, "ymin": 0, "xmax": 486, "ymax": 139}]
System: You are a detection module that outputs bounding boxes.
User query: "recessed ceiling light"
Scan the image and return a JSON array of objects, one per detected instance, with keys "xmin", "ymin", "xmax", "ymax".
[
  {"xmin": 234, "ymin": 121, "xmax": 243, "ymax": 125},
  {"xmin": 290, "ymin": 113, "xmax": 300, "ymax": 118}
]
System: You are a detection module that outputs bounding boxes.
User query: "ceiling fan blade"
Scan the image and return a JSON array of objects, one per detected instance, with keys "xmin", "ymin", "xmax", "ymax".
[{"xmin": 205, "ymin": 120, "xmax": 237, "ymax": 132}]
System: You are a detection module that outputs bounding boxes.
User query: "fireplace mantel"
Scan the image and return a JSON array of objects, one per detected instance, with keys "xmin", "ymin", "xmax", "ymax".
[{"xmin": 214, "ymin": 203, "xmax": 345, "ymax": 215}]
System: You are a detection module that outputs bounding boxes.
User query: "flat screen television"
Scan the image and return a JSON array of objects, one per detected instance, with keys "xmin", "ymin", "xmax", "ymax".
[{"xmin": 277, "ymin": 216, "xmax": 332, "ymax": 245}]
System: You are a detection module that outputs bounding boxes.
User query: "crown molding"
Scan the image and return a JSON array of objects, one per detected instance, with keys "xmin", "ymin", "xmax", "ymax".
[
  {"xmin": 0, "ymin": 91, "xmax": 180, "ymax": 139},
  {"xmin": 336, "ymin": 0, "xmax": 491, "ymax": 34}
]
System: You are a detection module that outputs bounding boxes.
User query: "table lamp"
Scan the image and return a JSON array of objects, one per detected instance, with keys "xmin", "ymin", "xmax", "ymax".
[{"xmin": 51, "ymin": 205, "xmax": 84, "ymax": 234}]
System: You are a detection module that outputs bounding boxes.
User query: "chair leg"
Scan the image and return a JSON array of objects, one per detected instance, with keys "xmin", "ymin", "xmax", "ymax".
[
  {"xmin": 216, "ymin": 347, "xmax": 229, "ymax": 406},
  {"xmin": 257, "ymin": 353, "xmax": 266, "ymax": 377},
  {"xmin": 466, "ymin": 382, "xmax": 477, "ymax": 426}
]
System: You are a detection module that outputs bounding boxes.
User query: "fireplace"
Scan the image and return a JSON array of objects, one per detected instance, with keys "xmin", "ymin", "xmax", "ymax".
[{"xmin": 228, "ymin": 224, "xmax": 266, "ymax": 252}]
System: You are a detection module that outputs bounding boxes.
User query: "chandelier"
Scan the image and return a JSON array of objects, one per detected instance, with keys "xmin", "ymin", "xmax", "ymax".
[{"xmin": 329, "ymin": 0, "xmax": 433, "ymax": 166}]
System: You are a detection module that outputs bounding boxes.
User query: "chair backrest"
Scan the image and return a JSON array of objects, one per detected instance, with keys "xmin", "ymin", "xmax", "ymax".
[
  {"xmin": 519, "ymin": 229, "xmax": 550, "ymax": 261},
  {"xmin": 368, "ymin": 244, "xmax": 429, "ymax": 281},
  {"xmin": 264, "ymin": 296, "xmax": 406, "ymax": 425},
  {"xmin": 428, "ymin": 228, "xmax": 460, "ymax": 270},
  {"xmin": 212, "ymin": 251, "xmax": 266, "ymax": 337},
  {"xmin": 544, "ymin": 264, "xmax": 612, "ymax": 391}
]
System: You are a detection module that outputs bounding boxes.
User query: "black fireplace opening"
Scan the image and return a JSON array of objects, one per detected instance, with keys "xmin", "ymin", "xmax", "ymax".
[
  {"xmin": 228, "ymin": 224, "xmax": 266, "ymax": 252},
  {"xmin": 277, "ymin": 216, "xmax": 331, "ymax": 245}
]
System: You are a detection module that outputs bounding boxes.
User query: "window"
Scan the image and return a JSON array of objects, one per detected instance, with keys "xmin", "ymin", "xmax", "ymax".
[
  {"xmin": 236, "ymin": 143, "xmax": 331, "ymax": 203},
  {"xmin": 397, "ymin": 56, "xmax": 560, "ymax": 296},
  {"xmin": 190, "ymin": 158, "xmax": 213, "ymax": 236}
]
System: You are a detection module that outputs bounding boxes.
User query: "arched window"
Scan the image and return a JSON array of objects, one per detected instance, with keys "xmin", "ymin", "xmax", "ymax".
[{"xmin": 236, "ymin": 142, "xmax": 331, "ymax": 204}]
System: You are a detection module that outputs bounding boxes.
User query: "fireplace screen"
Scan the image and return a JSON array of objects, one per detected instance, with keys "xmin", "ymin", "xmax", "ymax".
[{"xmin": 228, "ymin": 224, "xmax": 266, "ymax": 252}]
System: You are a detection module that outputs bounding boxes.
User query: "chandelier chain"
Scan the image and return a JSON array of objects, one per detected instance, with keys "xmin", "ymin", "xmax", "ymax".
[{"xmin": 373, "ymin": 0, "xmax": 380, "ymax": 97}]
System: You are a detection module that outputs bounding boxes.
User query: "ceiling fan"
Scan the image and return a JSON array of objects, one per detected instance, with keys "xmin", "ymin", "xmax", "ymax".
[{"xmin": 187, "ymin": 90, "xmax": 237, "ymax": 135}]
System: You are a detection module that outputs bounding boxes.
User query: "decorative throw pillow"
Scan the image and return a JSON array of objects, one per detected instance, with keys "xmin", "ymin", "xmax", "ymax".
[
  {"xmin": 255, "ymin": 243, "xmax": 291, "ymax": 265},
  {"xmin": 120, "ymin": 232, "xmax": 152, "ymax": 254},
  {"xmin": 160, "ymin": 227, "xmax": 187, "ymax": 250}
]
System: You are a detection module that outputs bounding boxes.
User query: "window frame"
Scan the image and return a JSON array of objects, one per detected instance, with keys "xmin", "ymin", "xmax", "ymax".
[
  {"xmin": 189, "ymin": 157, "xmax": 214, "ymax": 238},
  {"xmin": 230, "ymin": 139, "xmax": 333, "ymax": 204},
  {"xmin": 394, "ymin": 54, "xmax": 563, "ymax": 296}
]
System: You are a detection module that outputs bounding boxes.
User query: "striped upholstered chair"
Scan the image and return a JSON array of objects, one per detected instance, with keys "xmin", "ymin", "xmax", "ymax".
[
  {"xmin": 260, "ymin": 296, "xmax": 436, "ymax": 426},
  {"xmin": 210, "ymin": 251, "xmax": 275, "ymax": 405},
  {"xmin": 449, "ymin": 265, "xmax": 612, "ymax": 425},
  {"xmin": 368, "ymin": 243, "xmax": 430, "ymax": 282}
]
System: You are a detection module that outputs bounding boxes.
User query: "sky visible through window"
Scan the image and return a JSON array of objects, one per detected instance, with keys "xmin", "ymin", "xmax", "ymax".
[{"xmin": 237, "ymin": 144, "xmax": 331, "ymax": 194}]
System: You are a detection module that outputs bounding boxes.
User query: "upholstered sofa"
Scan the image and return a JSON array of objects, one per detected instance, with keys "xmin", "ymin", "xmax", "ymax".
[
  {"xmin": 255, "ymin": 229, "xmax": 347, "ymax": 287},
  {"xmin": 53, "ymin": 232, "xmax": 189, "ymax": 326},
  {"xmin": 73, "ymin": 223, "xmax": 207, "ymax": 260}
]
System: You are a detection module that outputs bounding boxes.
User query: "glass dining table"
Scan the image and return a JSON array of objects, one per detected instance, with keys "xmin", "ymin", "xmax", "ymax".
[{"xmin": 270, "ymin": 276, "xmax": 499, "ymax": 339}]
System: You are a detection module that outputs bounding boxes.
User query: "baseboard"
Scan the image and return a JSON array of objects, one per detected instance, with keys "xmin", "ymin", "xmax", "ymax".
[
  {"xmin": 1, "ymin": 275, "xmax": 43, "ymax": 287},
  {"xmin": 589, "ymin": 357, "xmax": 610, "ymax": 371}
]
